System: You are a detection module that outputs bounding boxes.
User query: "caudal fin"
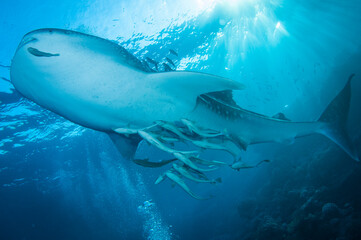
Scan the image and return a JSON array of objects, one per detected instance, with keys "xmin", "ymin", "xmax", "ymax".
[{"xmin": 318, "ymin": 74, "xmax": 359, "ymax": 161}]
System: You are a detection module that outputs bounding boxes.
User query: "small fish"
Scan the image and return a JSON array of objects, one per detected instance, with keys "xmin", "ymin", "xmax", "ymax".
[
  {"xmin": 190, "ymin": 156, "xmax": 228, "ymax": 166},
  {"xmin": 185, "ymin": 166, "xmax": 209, "ymax": 180},
  {"xmin": 133, "ymin": 158, "xmax": 177, "ymax": 168},
  {"xmin": 165, "ymin": 57, "xmax": 176, "ymax": 68},
  {"xmin": 173, "ymin": 163, "xmax": 222, "ymax": 184},
  {"xmin": 159, "ymin": 136, "xmax": 180, "ymax": 142},
  {"xmin": 169, "ymin": 49, "xmax": 178, "ymax": 57},
  {"xmin": 155, "ymin": 120, "xmax": 192, "ymax": 141},
  {"xmin": 173, "ymin": 152, "xmax": 218, "ymax": 172},
  {"xmin": 164, "ymin": 171, "xmax": 210, "ymax": 200},
  {"xmin": 27, "ymin": 47, "xmax": 59, "ymax": 57},
  {"xmin": 142, "ymin": 60, "xmax": 156, "ymax": 72},
  {"xmin": 138, "ymin": 130, "xmax": 197, "ymax": 155},
  {"xmin": 231, "ymin": 159, "xmax": 270, "ymax": 171},
  {"xmin": 155, "ymin": 172, "xmax": 167, "ymax": 184},
  {"xmin": 145, "ymin": 57, "xmax": 159, "ymax": 70},
  {"xmin": 192, "ymin": 139, "xmax": 239, "ymax": 159},
  {"xmin": 230, "ymin": 161, "xmax": 253, "ymax": 170},
  {"xmin": 113, "ymin": 124, "xmax": 158, "ymax": 135},
  {"xmin": 180, "ymin": 119, "xmax": 223, "ymax": 138},
  {"xmin": 163, "ymin": 63, "xmax": 173, "ymax": 72},
  {"xmin": 114, "ymin": 128, "xmax": 138, "ymax": 135}
]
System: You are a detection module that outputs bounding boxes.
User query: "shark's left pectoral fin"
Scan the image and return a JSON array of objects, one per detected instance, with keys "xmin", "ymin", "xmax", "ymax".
[{"xmin": 108, "ymin": 132, "xmax": 142, "ymax": 160}]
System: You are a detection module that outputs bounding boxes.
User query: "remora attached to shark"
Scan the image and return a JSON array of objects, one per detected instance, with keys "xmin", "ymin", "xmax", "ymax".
[{"xmin": 10, "ymin": 28, "xmax": 359, "ymax": 197}]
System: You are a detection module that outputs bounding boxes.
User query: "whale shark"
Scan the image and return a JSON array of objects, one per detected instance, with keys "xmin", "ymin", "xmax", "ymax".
[{"xmin": 10, "ymin": 28, "xmax": 359, "ymax": 197}]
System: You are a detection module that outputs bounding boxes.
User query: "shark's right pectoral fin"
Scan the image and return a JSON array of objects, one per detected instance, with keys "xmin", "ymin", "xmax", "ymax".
[{"xmin": 108, "ymin": 132, "xmax": 142, "ymax": 160}]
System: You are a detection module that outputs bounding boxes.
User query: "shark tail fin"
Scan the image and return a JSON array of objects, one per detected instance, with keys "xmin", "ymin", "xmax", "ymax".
[{"xmin": 318, "ymin": 74, "xmax": 359, "ymax": 161}]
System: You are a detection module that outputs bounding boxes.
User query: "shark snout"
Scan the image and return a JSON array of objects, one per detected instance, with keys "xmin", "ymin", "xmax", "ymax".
[{"xmin": 17, "ymin": 29, "xmax": 63, "ymax": 52}]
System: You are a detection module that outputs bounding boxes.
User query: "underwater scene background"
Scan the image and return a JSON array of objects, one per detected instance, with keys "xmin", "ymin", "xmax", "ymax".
[{"xmin": 1, "ymin": 0, "xmax": 361, "ymax": 239}]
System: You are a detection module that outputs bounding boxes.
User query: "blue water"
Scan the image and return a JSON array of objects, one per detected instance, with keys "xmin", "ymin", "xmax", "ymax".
[{"xmin": 1, "ymin": 0, "xmax": 361, "ymax": 239}]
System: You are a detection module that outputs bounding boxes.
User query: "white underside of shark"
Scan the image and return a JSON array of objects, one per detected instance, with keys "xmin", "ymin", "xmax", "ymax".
[{"xmin": 10, "ymin": 29, "xmax": 359, "ymax": 198}]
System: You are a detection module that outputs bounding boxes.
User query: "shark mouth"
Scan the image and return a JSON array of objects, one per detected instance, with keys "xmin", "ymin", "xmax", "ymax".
[{"xmin": 27, "ymin": 47, "xmax": 60, "ymax": 57}]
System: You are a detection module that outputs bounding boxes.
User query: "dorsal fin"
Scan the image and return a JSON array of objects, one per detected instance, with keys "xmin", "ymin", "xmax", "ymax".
[
  {"xmin": 204, "ymin": 90, "xmax": 240, "ymax": 108},
  {"xmin": 114, "ymin": 46, "xmax": 152, "ymax": 72},
  {"xmin": 272, "ymin": 112, "xmax": 290, "ymax": 121},
  {"xmin": 197, "ymin": 93, "xmax": 242, "ymax": 120},
  {"xmin": 197, "ymin": 91, "xmax": 279, "ymax": 122}
]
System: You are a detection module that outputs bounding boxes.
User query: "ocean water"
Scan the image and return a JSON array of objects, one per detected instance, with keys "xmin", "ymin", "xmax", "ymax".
[{"xmin": 1, "ymin": 0, "xmax": 361, "ymax": 239}]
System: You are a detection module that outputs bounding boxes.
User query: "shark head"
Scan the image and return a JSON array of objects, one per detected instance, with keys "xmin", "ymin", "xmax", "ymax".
[
  {"xmin": 12, "ymin": 29, "xmax": 68, "ymax": 102},
  {"xmin": 10, "ymin": 28, "xmax": 152, "ymax": 130}
]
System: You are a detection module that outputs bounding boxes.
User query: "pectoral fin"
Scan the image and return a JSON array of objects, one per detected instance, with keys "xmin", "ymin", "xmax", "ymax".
[{"xmin": 108, "ymin": 132, "xmax": 142, "ymax": 160}]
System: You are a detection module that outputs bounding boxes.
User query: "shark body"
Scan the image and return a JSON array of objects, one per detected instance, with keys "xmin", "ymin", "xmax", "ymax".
[{"xmin": 10, "ymin": 28, "xmax": 359, "ymax": 164}]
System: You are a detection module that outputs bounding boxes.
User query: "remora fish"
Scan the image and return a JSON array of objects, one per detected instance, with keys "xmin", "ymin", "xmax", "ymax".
[
  {"xmin": 231, "ymin": 159, "xmax": 270, "ymax": 171},
  {"xmin": 155, "ymin": 120, "xmax": 192, "ymax": 141},
  {"xmin": 164, "ymin": 171, "xmax": 210, "ymax": 200},
  {"xmin": 155, "ymin": 172, "xmax": 166, "ymax": 184},
  {"xmin": 10, "ymin": 29, "xmax": 359, "ymax": 163},
  {"xmin": 190, "ymin": 156, "xmax": 228, "ymax": 166},
  {"xmin": 146, "ymin": 57, "xmax": 158, "ymax": 70},
  {"xmin": 181, "ymin": 118, "xmax": 223, "ymax": 138},
  {"xmin": 183, "ymin": 166, "xmax": 209, "ymax": 180},
  {"xmin": 113, "ymin": 123, "xmax": 158, "ymax": 135},
  {"xmin": 138, "ymin": 130, "xmax": 197, "ymax": 155},
  {"xmin": 172, "ymin": 163, "xmax": 222, "ymax": 184},
  {"xmin": 173, "ymin": 152, "xmax": 218, "ymax": 172},
  {"xmin": 169, "ymin": 49, "xmax": 178, "ymax": 57},
  {"xmin": 165, "ymin": 57, "xmax": 176, "ymax": 68},
  {"xmin": 191, "ymin": 139, "xmax": 240, "ymax": 159},
  {"xmin": 163, "ymin": 63, "xmax": 173, "ymax": 72}
]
